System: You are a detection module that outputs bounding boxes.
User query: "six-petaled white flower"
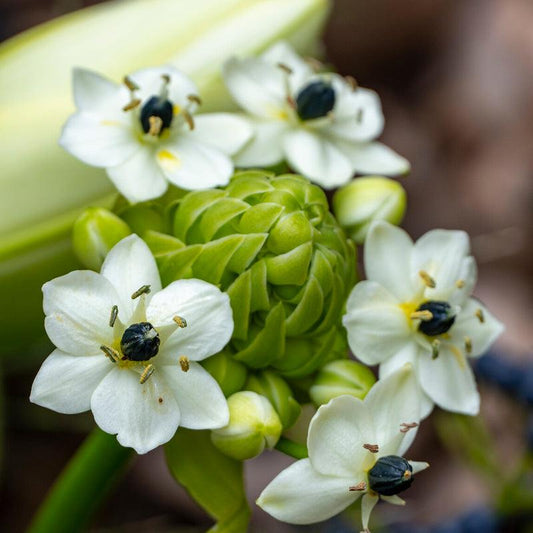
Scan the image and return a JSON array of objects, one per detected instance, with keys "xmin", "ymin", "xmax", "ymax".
[
  {"xmin": 257, "ymin": 365, "xmax": 428, "ymax": 532},
  {"xmin": 30, "ymin": 234, "xmax": 232, "ymax": 454},
  {"xmin": 60, "ymin": 66, "xmax": 252, "ymax": 203},
  {"xmin": 343, "ymin": 221, "xmax": 504, "ymax": 417},
  {"xmin": 222, "ymin": 41, "xmax": 409, "ymax": 188}
]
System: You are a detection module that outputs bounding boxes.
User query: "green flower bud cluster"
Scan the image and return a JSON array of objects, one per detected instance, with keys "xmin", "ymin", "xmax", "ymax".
[{"xmin": 142, "ymin": 171, "xmax": 357, "ymax": 379}]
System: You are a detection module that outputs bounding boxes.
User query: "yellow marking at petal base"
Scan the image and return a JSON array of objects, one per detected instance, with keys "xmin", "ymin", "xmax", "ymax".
[
  {"xmin": 100, "ymin": 120, "xmax": 121, "ymax": 126},
  {"xmin": 173, "ymin": 104, "xmax": 181, "ymax": 115},
  {"xmin": 157, "ymin": 150, "xmax": 181, "ymax": 172},
  {"xmin": 450, "ymin": 344, "xmax": 466, "ymax": 369}
]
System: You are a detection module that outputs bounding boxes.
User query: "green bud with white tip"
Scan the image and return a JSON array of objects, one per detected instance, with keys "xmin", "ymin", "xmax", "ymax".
[
  {"xmin": 72, "ymin": 207, "xmax": 131, "ymax": 270},
  {"xmin": 211, "ymin": 391, "xmax": 282, "ymax": 460},
  {"xmin": 332, "ymin": 176, "xmax": 406, "ymax": 244},
  {"xmin": 309, "ymin": 359, "xmax": 376, "ymax": 406},
  {"xmin": 245, "ymin": 371, "xmax": 301, "ymax": 429}
]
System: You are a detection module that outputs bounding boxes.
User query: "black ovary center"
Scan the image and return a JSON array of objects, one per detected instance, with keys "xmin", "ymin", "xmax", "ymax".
[
  {"xmin": 368, "ymin": 456, "xmax": 413, "ymax": 496},
  {"xmin": 296, "ymin": 81, "xmax": 335, "ymax": 121},
  {"xmin": 120, "ymin": 322, "xmax": 160, "ymax": 361},
  {"xmin": 140, "ymin": 96, "xmax": 173, "ymax": 134},
  {"xmin": 416, "ymin": 300, "xmax": 456, "ymax": 336}
]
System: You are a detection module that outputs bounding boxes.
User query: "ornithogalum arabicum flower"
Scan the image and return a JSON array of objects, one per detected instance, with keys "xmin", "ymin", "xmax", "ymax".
[
  {"xmin": 257, "ymin": 365, "xmax": 428, "ymax": 531},
  {"xmin": 223, "ymin": 42, "xmax": 409, "ymax": 188},
  {"xmin": 343, "ymin": 221, "xmax": 504, "ymax": 416},
  {"xmin": 60, "ymin": 67, "xmax": 252, "ymax": 203},
  {"xmin": 30, "ymin": 234, "xmax": 233, "ymax": 453}
]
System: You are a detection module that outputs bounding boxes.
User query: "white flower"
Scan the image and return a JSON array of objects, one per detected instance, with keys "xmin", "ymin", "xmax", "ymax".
[
  {"xmin": 30, "ymin": 234, "xmax": 232, "ymax": 454},
  {"xmin": 222, "ymin": 41, "xmax": 409, "ymax": 188},
  {"xmin": 257, "ymin": 366, "xmax": 428, "ymax": 531},
  {"xmin": 60, "ymin": 66, "xmax": 252, "ymax": 203},
  {"xmin": 343, "ymin": 221, "xmax": 505, "ymax": 417}
]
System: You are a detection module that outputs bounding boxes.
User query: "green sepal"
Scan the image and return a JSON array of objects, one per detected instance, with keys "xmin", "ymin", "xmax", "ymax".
[
  {"xmin": 143, "ymin": 230, "xmax": 185, "ymax": 256},
  {"xmin": 201, "ymin": 351, "xmax": 248, "ymax": 397},
  {"xmin": 157, "ymin": 245, "xmax": 202, "ymax": 285},
  {"xmin": 165, "ymin": 429, "xmax": 250, "ymax": 533},
  {"xmin": 284, "ymin": 275, "xmax": 324, "ymax": 336},
  {"xmin": 245, "ymin": 370, "xmax": 301, "ymax": 429},
  {"xmin": 226, "ymin": 271, "xmax": 252, "ymax": 340},
  {"xmin": 265, "ymin": 242, "xmax": 313, "ymax": 285}
]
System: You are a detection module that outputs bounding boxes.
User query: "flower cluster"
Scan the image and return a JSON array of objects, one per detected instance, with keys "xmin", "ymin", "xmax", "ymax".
[{"xmin": 30, "ymin": 39, "xmax": 505, "ymax": 533}]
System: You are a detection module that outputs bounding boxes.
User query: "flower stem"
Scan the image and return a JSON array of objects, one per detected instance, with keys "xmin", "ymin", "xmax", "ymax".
[
  {"xmin": 28, "ymin": 428, "xmax": 133, "ymax": 533},
  {"xmin": 274, "ymin": 437, "xmax": 308, "ymax": 459}
]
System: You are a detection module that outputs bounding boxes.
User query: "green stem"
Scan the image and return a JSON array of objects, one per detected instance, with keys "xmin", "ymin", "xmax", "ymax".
[
  {"xmin": 28, "ymin": 428, "xmax": 133, "ymax": 533},
  {"xmin": 274, "ymin": 437, "xmax": 308, "ymax": 459}
]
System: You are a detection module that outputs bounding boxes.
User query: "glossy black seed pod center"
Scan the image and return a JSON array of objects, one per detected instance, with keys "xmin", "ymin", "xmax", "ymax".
[
  {"xmin": 296, "ymin": 81, "xmax": 335, "ymax": 121},
  {"xmin": 120, "ymin": 322, "xmax": 160, "ymax": 361},
  {"xmin": 416, "ymin": 300, "xmax": 456, "ymax": 336},
  {"xmin": 140, "ymin": 96, "xmax": 173, "ymax": 134},
  {"xmin": 368, "ymin": 456, "xmax": 413, "ymax": 496}
]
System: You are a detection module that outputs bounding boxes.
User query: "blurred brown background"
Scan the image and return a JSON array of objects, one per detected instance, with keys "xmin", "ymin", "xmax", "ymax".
[{"xmin": 1, "ymin": 0, "xmax": 531, "ymax": 531}]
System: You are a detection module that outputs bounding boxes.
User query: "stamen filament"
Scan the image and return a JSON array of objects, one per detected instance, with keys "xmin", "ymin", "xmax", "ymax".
[
  {"xmin": 431, "ymin": 339, "xmax": 441, "ymax": 359},
  {"xmin": 183, "ymin": 110, "xmax": 195, "ymax": 130},
  {"xmin": 100, "ymin": 345, "xmax": 120, "ymax": 363},
  {"xmin": 410, "ymin": 310, "xmax": 434, "ymax": 321}
]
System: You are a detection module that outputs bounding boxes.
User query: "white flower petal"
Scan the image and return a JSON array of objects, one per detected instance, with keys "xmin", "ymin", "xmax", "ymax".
[
  {"xmin": 412, "ymin": 229, "xmax": 472, "ymax": 299},
  {"xmin": 91, "ymin": 367, "xmax": 181, "ymax": 454},
  {"xmin": 30, "ymin": 349, "xmax": 110, "ymax": 414},
  {"xmin": 418, "ymin": 348, "xmax": 480, "ymax": 415},
  {"xmin": 381, "ymin": 495, "xmax": 406, "ymax": 506},
  {"xmin": 161, "ymin": 362, "xmax": 228, "ymax": 429},
  {"xmin": 343, "ymin": 281, "xmax": 412, "ymax": 365},
  {"xmin": 43, "ymin": 271, "xmax": 117, "ymax": 355},
  {"xmin": 450, "ymin": 299, "xmax": 504, "ymax": 357},
  {"xmin": 365, "ymin": 222, "xmax": 415, "ymax": 301},
  {"xmin": 327, "ymin": 84, "xmax": 384, "ymax": 141},
  {"xmin": 189, "ymin": 113, "xmax": 252, "ymax": 155},
  {"xmin": 234, "ymin": 118, "xmax": 288, "ymax": 167},
  {"xmin": 283, "ymin": 129, "xmax": 353, "ymax": 188},
  {"xmin": 307, "ymin": 395, "xmax": 374, "ymax": 478},
  {"xmin": 107, "ymin": 147, "xmax": 169, "ymax": 203},
  {"xmin": 72, "ymin": 68, "xmax": 129, "ymax": 113},
  {"xmin": 339, "ymin": 141, "xmax": 410, "ymax": 176},
  {"xmin": 128, "ymin": 65, "xmax": 198, "ymax": 109},
  {"xmin": 147, "ymin": 279, "xmax": 233, "ymax": 361},
  {"xmin": 157, "ymin": 137, "xmax": 232, "ymax": 190},
  {"xmin": 223, "ymin": 56, "xmax": 287, "ymax": 118},
  {"xmin": 260, "ymin": 41, "xmax": 314, "ymax": 93},
  {"xmin": 365, "ymin": 365, "xmax": 420, "ymax": 456},
  {"xmin": 257, "ymin": 458, "xmax": 358, "ymax": 525},
  {"xmin": 59, "ymin": 112, "xmax": 138, "ymax": 168},
  {"xmin": 100, "ymin": 234, "xmax": 161, "ymax": 318},
  {"xmin": 361, "ymin": 493, "xmax": 379, "ymax": 531}
]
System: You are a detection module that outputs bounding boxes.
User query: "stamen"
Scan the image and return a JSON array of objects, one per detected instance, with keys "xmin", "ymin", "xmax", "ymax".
[
  {"xmin": 349, "ymin": 481, "xmax": 367, "ymax": 492},
  {"xmin": 400, "ymin": 422, "xmax": 418, "ymax": 433},
  {"xmin": 464, "ymin": 336, "xmax": 473, "ymax": 354},
  {"xmin": 419, "ymin": 270, "xmax": 436, "ymax": 288},
  {"xmin": 183, "ymin": 110, "xmax": 195, "ymax": 130},
  {"xmin": 131, "ymin": 285, "xmax": 151, "ymax": 299},
  {"xmin": 148, "ymin": 116, "xmax": 163, "ymax": 136},
  {"xmin": 410, "ymin": 310, "xmax": 434, "ymax": 321},
  {"xmin": 403, "ymin": 470, "xmax": 412, "ymax": 480},
  {"xmin": 345, "ymin": 75, "xmax": 358, "ymax": 90},
  {"xmin": 179, "ymin": 356, "xmax": 190, "ymax": 372},
  {"xmin": 455, "ymin": 279, "xmax": 465, "ymax": 289},
  {"xmin": 363, "ymin": 443, "xmax": 379, "ymax": 453},
  {"xmin": 100, "ymin": 345, "xmax": 120, "ymax": 363},
  {"xmin": 109, "ymin": 305, "xmax": 119, "ymax": 327},
  {"xmin": 173, "ymin": 316, "xmax": 187, "ymax": 328},
  {"xmin": 475, "ymin": 308, "xmax": 485, "ymax": 323},
  {"xmin": 277, "ymin": 62, "xmax": 293, "ymax": 75},
  {"xmin": 187, "ymin": 94, "xmax": 202, "ymax": 106},
  {"xmin": 161, "ymin": 74, "xmax": 171, "ymax": 84},
  {"xmin": 139, "ymin": 364, "xmax": 155, "ymax": 384},
  {"xmin": 431, "ymin": 339, "xmax": 441, "ymax": 359},
  {"xmin": 122, "ymin": 98, "xmax": 141, "ymax": 112},
  {"xmin": 124, "ymin": 76, "xmax": 139, "ymax": 92}
]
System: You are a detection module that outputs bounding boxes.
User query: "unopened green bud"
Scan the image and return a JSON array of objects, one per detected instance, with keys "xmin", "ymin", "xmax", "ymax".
[
  {"xmin": 201, "ymin": 350, "xmax": 248, "ymax": 397},
  {"xmin": 246, "ymin": 371, "xmax": 301, "ymax": 429},
  {"xmin": 309, "ymin": 359, "xmax": 376, "ymax": 407},
  {"xmin": 72, "ymin": 207, "xmax": 131, "ymax": 270},
  {"xmin": 333, "ymin": 176, "xmax": 406, "ymax": 244},
  {"xmin": 211, "ymin": 391, "xmax": 282, "ymax": 460}
]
